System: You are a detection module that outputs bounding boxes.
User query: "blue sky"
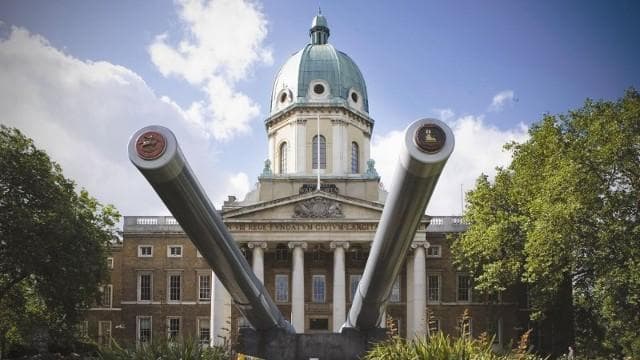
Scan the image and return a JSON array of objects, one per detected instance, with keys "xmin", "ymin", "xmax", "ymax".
[{"xmin": 1, "ymin": 0, "xmax": 639, "ymax": 217}]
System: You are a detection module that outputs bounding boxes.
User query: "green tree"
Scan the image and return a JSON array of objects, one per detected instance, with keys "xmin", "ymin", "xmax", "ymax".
[
  {"xmin": 0, "ymin": 126, "xmax": 120, "ymax": 357},
  {"xmin": 452, "ymin": 89, "xmax": 640, "ymax": 358}
]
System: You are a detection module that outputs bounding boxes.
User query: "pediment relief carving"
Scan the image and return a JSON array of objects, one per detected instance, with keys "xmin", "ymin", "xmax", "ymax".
[
  {"xmin": 223, "ymin": 193, "xmax": 384, "ymax": 220},
  {"xmin": 292, "ymin": 197, "xmax": 344, "ymax": 218}
]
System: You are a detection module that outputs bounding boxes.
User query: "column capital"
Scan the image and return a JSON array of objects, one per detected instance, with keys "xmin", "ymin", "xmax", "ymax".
[
  {"xmin": 411, "ymin": 241, "xmax": 430, "ymax": 250},
  {"xmin": 330, "ymin": 241, "xmax": 350, "ymax": 250},
  {"xmin": 247, "ymin": 241, "xmax": 267, "ymax": 249},
  {"xmin": 288, "ymin": 241, "xmax": 308, "ymax": 250}
]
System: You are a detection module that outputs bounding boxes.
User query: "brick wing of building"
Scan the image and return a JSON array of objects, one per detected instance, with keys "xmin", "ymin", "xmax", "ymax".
[{"xmin": 85, "ymin": 13, "xmax": 532, "ymax": 352}]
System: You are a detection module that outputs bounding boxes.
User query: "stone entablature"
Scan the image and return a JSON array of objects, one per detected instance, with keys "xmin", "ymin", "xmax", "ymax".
[
  {"xmin": 225, "ymin": 221, "xmax": 383, "ymax": 233},
  {"xmin": 265, "ymin": 103, "xmax": 374, "ymax": 133},
  {"xmin": 123, "ymin": 215, "xmax": 467, "ymax": 233}
]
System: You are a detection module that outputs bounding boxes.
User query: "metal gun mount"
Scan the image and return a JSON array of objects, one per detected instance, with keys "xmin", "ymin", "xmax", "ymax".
[{"xmin": 128, "ymin": 118, "xmax": 454, "ymax": 360}]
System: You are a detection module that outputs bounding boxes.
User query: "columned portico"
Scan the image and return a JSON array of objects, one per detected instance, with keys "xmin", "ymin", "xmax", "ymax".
[
  {"xmin": 330, "ymin": 241, "xmax": 349, "ymax": 331},
  {"xmin": 289, "ymin": 241, "xmax": 307, "ymax": 333},
  {"xmin": 248, "ymin": 241, "xmax": 267, "ymax": 283},
  {"xmin": 411, "ymin": 242, "xmax": 428, "ymax": 338}
]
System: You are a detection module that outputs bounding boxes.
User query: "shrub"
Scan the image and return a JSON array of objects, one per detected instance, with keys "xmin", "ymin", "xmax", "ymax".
[
  {"xmin": 97, "ymin": 338, "xmax": 232, "ymax": 360},
  {"xmin": 365, "ymin": 331, "xmax": 546, "ymax": 360}
]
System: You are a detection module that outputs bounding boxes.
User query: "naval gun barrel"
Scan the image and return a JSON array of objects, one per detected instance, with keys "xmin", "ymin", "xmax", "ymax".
[
  {"xmin": 128, "ymin": 126, "xmax": 294, "ymax": 334},
  {"xmin": 345, "ymin": 118, "xmax": 454, "ymax": 331}
]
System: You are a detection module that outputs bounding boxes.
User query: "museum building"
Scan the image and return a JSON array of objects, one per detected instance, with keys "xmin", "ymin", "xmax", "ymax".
[{"xmin": 85, "ymin": 13, "xmax": 530, "ymax": 351}]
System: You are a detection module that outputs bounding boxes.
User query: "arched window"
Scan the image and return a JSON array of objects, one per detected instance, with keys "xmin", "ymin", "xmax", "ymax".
[
  {"xmin": 279, "ymin": 142, "xmax": 287, "ymax": 174},
  {"xmin": 312, "ymin": 135, "xmax": 326, "ymax": 169},
  {"xmin": 351, "ymin": 142, "xmax": 359, "ymax": 173}
]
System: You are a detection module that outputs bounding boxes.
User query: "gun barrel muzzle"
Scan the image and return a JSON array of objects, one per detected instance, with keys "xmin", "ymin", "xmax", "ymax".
[
  {"xmin": 128, "ymin": 126, "xmax": 294, "ymax": 333},
  {"xmin": 345, "ymin": 118, "xmax": 454, "ymax": 331}
]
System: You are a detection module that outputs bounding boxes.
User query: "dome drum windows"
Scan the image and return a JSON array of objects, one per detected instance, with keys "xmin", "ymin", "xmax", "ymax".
[
  {"xmin": 276, "ymin": 89, "xmax": 293, "ymax": 109},
  {"xmin": 348, "ymin": 88, "xmax": 363, "ymax": 111},
  {"xmin": 308, "ymin": 80, "xmax": 330, "ymax": 101}
]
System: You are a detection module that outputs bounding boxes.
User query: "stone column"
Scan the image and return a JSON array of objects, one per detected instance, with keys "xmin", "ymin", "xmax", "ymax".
[
  {"xmin": 210, "ymin": 272, "xmax": 229, "ymax": 346},
  {"xmin": 330, "ymin": 241, "xmax": 349, "ymax": 332},
  {"xmin": 248, "ymin": 242, "xmax": 267, "ymax": 283},
  {"xmin": 406, "ymin": 252, "xmax": 415, "ymax": 338},
  {"xmin": 412, "ymin": 242, "xmax": 428, "ymax": 337},
  {"xmin": 289, "ymin": 242, "xmax": 307, "ymax": 333}
]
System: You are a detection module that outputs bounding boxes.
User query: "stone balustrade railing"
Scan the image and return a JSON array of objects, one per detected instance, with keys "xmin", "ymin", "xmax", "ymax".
[
  {"xmin": 426, "ymin": 216, "xmax": 468, "ymax": 232},
  {"xmin": 124, "ymin": 216, "xmax": 183, "ymax": 233}
]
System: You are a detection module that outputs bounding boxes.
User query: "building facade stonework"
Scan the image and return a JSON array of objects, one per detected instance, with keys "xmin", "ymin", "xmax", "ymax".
[{"xmin": 86, "ymin": 13, "xmax": 532, "ymax": 351}]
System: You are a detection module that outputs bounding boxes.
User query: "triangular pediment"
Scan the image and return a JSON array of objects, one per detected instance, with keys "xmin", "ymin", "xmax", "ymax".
[{"xmin": 222, "ymin": 191, "xmax": 384, "ymax": 221}]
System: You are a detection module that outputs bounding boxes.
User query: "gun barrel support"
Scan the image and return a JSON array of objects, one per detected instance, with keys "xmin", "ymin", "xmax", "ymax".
[
  {"xmin": 345, "ymin": 118, "xmax": 454, "ymax": 331},
  {"xmin": 128, "ymin": 126, "xmax": 293, "ymax": 333}
]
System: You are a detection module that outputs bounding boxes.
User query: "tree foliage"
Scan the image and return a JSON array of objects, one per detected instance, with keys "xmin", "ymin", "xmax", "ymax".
[
  {"xmin": 452, "ymin": 89, "xmax": 640, "ymax": 358},
  {"xmin": 0, "ymin": 125, "xmax": 120, "ymax": 356}
]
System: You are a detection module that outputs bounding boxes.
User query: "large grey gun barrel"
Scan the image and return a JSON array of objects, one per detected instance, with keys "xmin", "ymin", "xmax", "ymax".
[
  {"xmin": 128, "ymin": 126, "xmax": 294, "ymax": 333},
  {"xmin": 345, "ymin": 118, "xmax": 454, "ymax": 331}
]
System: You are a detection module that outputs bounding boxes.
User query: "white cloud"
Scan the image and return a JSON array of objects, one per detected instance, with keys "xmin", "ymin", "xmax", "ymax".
[
  {"xmin": 371, "ymin": 115, "xmax": 529, "ymax": 215},
  {"xmin": 489, "ymin": 90, "xmax": 515, "ymax": 112},
  {"xmin": 432, "ymin": 108, "xmax": 455, "ymax": 122},
  {"xmin": 0, "ymin": 26, "xmax": 245, "ymax": 216},
  {"xmin": 225, "ymin": 172, "xmax": 251, "ymax": 200},
  {"xmin": 149, "ymin": 0, "xmax": 272, "ymax": 141}
]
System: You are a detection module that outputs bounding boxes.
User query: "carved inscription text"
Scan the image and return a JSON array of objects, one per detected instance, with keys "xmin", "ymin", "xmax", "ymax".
[{"xmin": 226, "ymin": 222, "xmax": 379, "ymax": 232}]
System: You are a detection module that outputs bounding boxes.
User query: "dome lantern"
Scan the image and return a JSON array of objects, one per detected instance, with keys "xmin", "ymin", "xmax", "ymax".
[{"xmin": 310, "ymin": 10, "xmax": 330, "ymax": 45}]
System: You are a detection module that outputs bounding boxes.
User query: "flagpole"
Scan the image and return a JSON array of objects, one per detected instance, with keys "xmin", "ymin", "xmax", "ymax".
[{"xmin": 316, "ymin": 113, "xmax": 321, "ymax": 191}]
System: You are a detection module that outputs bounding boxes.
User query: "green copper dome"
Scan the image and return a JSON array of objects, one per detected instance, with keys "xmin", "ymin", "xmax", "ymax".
[{"xmin": 270, "ymin": 14, "xmax": 369, "ymax": 116}]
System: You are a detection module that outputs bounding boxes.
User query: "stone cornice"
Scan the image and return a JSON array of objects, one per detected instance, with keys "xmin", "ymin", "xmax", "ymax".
[{"xmin": 265, "ymin": 104, "xmax": 374, "ymax": 133}]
